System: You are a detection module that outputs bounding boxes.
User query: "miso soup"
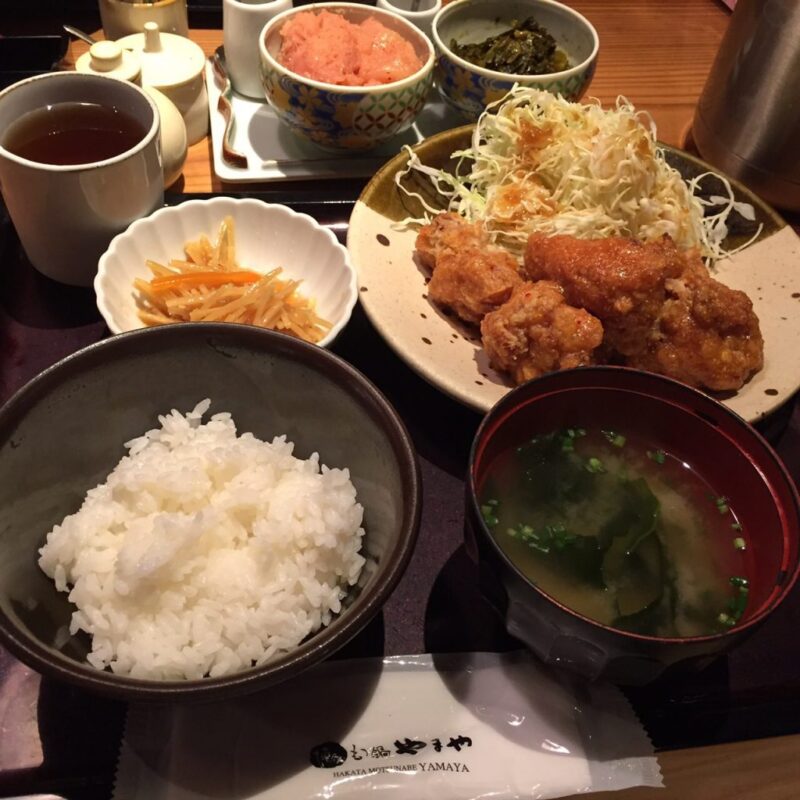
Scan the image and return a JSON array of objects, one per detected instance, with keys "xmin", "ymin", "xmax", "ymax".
[{"xmin": 479, "ymin": 428, "xmax": 749, "ymax": 637}]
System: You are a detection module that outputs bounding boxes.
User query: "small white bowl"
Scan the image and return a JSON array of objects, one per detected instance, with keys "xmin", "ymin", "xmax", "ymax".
[{"xmin": 95, "ymin": 197, "xmax": 358, "ymax": 347}]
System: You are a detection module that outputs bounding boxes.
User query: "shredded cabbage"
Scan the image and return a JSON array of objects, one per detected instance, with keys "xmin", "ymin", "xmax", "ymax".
[{"xmin": 396, "ymin": 87, "xmax": 761, "ymax": 261}]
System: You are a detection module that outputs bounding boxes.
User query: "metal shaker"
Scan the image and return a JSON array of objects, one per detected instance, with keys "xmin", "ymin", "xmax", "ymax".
[{"xmin": 693, "ymin": 0, "xmax": 800, "ymax": 211}]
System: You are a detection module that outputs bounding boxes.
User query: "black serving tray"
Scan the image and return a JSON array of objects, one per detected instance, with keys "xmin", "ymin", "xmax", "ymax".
[
  {"xmin": 0, "ymin": 191, "xmax": 798, "ymax": 799},
  {"xmin": 0, "ymin": 34, "xmax": 69, "ymax": 90}
]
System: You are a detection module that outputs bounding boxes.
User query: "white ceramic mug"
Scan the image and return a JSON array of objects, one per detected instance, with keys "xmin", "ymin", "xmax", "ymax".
[
  {"xmin": 224, "ymin": 0, "xmax": 293, "ymax": 99},
  {"xmin": 375, "ymin": 0, "xmax": 441, "ymax": 39},
  {"xmin": 0, "ymin": 72, "xmax": 163, "ymax": 287}
]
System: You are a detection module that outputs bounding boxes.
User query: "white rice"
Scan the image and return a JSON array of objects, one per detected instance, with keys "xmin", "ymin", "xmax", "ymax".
[{"xmin": 38, "ymin": 399, "xmax": 366, "ymax": 681}]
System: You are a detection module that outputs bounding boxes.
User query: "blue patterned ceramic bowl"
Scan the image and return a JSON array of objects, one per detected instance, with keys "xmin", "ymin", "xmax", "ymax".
[
  {"xmin": 432, "ymin": 0, "xmax": 599, "ymax": 121},
  {"xmin": 259, "ymin": 2, "xmax": 434, "ymax": 151}
]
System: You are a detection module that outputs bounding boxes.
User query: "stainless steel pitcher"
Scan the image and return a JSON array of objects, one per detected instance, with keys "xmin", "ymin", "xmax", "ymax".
[{"xmin": 693, "ymin": 0, "xmax": 800, "ymax": 211}]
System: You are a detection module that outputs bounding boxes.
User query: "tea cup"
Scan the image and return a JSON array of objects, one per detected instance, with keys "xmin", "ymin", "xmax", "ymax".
[
  {"xmin": 224, "ymin": 0, "xmax": 293, "ymax": 98},
  {"xmin": 0, "ymin": 72, "xmax": 163, "ymax": 287}
]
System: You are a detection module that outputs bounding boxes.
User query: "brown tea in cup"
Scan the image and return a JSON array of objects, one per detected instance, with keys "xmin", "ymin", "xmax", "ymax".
[{"xmin": 3, "ymin": 101, "xmax": 147, "ymax": 165}]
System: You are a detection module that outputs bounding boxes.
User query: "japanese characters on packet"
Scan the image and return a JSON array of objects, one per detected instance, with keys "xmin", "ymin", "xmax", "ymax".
[{"xmin": 114, "ymin": 652, "xmax": 662, "ymax": 800}]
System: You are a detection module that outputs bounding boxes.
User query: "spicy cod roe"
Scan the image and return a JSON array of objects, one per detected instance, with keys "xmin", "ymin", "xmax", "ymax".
[{"xmin": 278, "ymin": 9, "xmax": 423, "ymax": 86}]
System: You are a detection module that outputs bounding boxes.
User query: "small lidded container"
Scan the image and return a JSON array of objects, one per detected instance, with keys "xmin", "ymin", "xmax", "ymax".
[
  {"xmin": 117, "ymin": 22, "xmax": 208, "ymax": 145},
  {"xmin": 75, "ymin": 37, "xmax": 188, "ymax": 187},
  {"xmin": 76, "ymin": 40, "xmax": 142, "ymax": 84}
]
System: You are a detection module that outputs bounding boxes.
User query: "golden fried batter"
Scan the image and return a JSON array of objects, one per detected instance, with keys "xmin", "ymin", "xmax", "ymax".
[
  {"xmin": 417, "ymin": 213, "xmax": 522, "ymax": 325},
  {"xmin": 416, "ymin": 217, "xmax": 763, "ymax": 392},
  {"xmin": 481, "ymin": 281, "xmax": 604, "ymax": 384},
  {"xmin": 630, "ymin": 258, "xmax": 764, "ymax": 391},
  {"xmin": 523, "ymin": 233, "xmax": 685, "ymax": 359},
  {"xmin": 523, "ymin": 233, "xmax": 763, "ymax": 391},
  {"xmin": 415, "ymin": 212, "xmax": 487, "ymax": 272},
  {"xmin": 428, "ymin": 246, "xmax": 522, "ymax": 325}
]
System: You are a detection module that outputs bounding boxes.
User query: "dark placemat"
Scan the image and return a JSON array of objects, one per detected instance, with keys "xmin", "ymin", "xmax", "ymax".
[{"xmin": 0, "ymin": 192, "xmax": 798, "ymax": 799}]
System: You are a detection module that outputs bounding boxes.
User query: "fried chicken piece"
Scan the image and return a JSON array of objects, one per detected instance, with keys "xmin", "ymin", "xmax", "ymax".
[
  {"xmin": 629, "ymin": 258, "xmax": 763, "ymax": 391},
  {"xmin": 417, "ymin": 213, "xmax": 522, "ymax": 324},
  {"xmin": 428, "ymin": 245, "xmax": 522, "ymax": 325},
  {"xmin": 415, "ymin": 212, "xmax": 487, "ymax": 271},
  {"xmin": 523, "ymin": 234, "xmax": 685, "ymax": 359},
  {"xmin": 523, "ymin": 232, "xmax": 763, "ymax": 391},
  {"xmin": 481, "ymin": 281, "xmax": 604, "ymax": 384}
]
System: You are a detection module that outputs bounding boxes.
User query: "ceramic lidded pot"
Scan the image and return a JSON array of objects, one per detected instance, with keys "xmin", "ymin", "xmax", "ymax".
[
  {"xmin": 75, "ymin": 39, "xmax": 142, "ymax": 84},
  {"xmin": 117, "ymin": 22, "xmax": 208, "ymax": 144},
  {"xmin": 75, "ymin": 39, "xmax": 188, "ymax": 187}
]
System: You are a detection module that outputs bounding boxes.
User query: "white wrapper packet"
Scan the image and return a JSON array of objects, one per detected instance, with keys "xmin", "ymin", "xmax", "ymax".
[{"xmin": 113, "ymin": 652, "xmax": 662, "ymax": 800}]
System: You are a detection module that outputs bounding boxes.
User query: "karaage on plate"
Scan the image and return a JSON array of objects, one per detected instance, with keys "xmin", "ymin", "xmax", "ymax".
[
  {"xmin": 417, "ymin": 214, "xmax": 522, "ymax": 325},
  {"xmin": 524, "ymin": 233, "xmax": 763, "ymax": 390},
  {"xmin": 481, "ymin": 281, "xmax": 604, "ymax": 384},
  {"xmin": 523, "ymin": 233, "xmax": 685, "ymax": 360},
  {"xmin": 414, "ymin": 213, "xmax": 763, "ymax": 392},
  {"xmin": 415, "ymin": 212, "xmax": 486, "ymax": 272},
  {"xmin": 629, "ymin": 257, "xmax": 763, "ymax": 391}
]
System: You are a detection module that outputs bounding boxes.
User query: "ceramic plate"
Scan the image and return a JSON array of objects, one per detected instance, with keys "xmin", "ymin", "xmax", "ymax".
[
  {"xmin": 205, "ymin": 64, "xmax": 465, "ymax": 182},
  {"xmin": 347, "ymin": 126, "xmax": 800, "ymax": 422}
]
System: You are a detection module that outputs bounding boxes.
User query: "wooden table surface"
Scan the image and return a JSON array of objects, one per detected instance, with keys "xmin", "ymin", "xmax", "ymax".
[
  {"xmin": 58, "ymin": 1, "xmax": 800, "ymax": 797},
  {"xmin": 68, "ymin": 0, "xmax": 732, "ymax": 194}
]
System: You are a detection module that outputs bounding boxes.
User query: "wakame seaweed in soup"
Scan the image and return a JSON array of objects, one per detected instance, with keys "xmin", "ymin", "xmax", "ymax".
[
  {"xmin": 451, "ymin": 17, "xmax": 570, "ymax": 76},
  {"xmin": 479, "ymin": 428, "xmax": 749, "ymax": 637}
]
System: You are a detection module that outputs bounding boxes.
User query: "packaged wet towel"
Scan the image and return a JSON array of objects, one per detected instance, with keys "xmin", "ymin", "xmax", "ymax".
[{"xmin": 113, "ymin": 651, "xmax": 662, "ymax": 800}]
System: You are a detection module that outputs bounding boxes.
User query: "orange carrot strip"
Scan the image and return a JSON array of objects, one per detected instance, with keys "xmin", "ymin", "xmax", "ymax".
[{"xmin": 148, "ymin": 270, "xmax": 262, "ymax": 293}]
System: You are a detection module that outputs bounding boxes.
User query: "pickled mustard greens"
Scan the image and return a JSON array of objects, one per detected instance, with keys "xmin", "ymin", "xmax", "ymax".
[
  {"xmin": 480, "ymin": 428, "xmax": 749, "ymax": 637},
  {"xmin": 450, "ymin": 18, "xmax": 570, "ymax": 76}
]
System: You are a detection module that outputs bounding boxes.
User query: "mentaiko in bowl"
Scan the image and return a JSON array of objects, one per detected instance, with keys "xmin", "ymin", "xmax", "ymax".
[
  {"xmin": 433, "ymin": 0, "xmax": 599, "ymax": 120},
  {"xmin": 95, "ymin": 196, "xmax": 358, "ymax": 347},
  {"xmin": 258, "ymin": 2, "xmax": 435, "ymax": 151},
  {"xmin": 0, "ymin": 324, "xmax": 421, "ymax": 701},
  {"xmin": 466, "ymin": 367, "xmax": 800, "ymax": 686}
]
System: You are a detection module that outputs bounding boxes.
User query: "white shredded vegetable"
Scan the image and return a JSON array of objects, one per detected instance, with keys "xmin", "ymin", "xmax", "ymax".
[{"xmin": 396, "ymin": 87, "xmax": 761, "ymax": 261}]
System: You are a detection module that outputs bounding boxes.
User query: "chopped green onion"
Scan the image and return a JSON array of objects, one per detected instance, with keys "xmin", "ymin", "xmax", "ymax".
[
  {"xmin": 585, "ymin": 457, "xmax": 605, "ymax": 473},
  {"xmin": 733, "ymin": 537, "xmax": 746, "ymax": 551},
  {"xmin": 715, "ymin": 496, "xmax": 729, "ymax": 515},
  {"xmin": 731, "ymin": 521, "xmax": 742, "ymax": 531},
  {"xmin": 602, "ymin": 430, "xmax": 626, "ymax": 448},
  {"xmin": 719, "ymin": 575, "xmax": 750, "ymax": 628},
  {"xmin": 481, "ymin": 503, "xmax": 499, "ymax": 527},
  {"xmin": 647, "ymin": 449, "xmax": 666, "ymax": 464},
  {"xmin": 561, "ymin": 428, "xmax": 586, "ymax": 450}
]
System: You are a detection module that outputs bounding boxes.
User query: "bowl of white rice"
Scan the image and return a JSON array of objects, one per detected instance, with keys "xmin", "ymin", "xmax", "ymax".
[{"xmin": 0, "ymin": 323, "xmax": 421, "ymax": 701}]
